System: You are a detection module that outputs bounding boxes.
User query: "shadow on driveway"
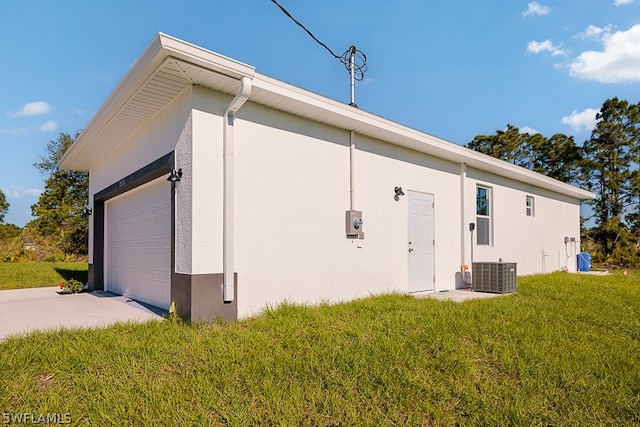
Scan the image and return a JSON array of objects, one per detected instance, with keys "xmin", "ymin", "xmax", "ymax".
[{"xmin": 0, "ymin": 287, "xmax": 166, "ymax": 341}]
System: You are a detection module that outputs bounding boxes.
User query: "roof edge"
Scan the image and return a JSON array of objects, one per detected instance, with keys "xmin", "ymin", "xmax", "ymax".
[
  {"xmin": 157, "ymin": 33, "xmax": 255, "ymax": 80},
  {"xmin": 59, "ymin": 33, "xmax": 256, "ymax": 170},
  {"xmin": 59, "ymin": 34, "xmax": 594, "ymax": 201},
  {"xmin": 251, "ymin": 74, "xmax": 595, "ymax": 201}
]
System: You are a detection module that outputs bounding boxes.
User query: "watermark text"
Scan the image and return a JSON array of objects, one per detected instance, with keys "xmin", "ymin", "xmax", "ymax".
[{"xmin": 2, "ymin": 412, "xmax": 71, "ymax": 425}]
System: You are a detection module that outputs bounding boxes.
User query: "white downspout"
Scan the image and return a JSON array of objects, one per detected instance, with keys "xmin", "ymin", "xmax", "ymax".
[
  {"xmin": 223, "ymin": 76, "xmax": 252, "ymax": 302},
  {"xmin": 460, "ymin": 163, "xmax": 466, "ymax": 266}
]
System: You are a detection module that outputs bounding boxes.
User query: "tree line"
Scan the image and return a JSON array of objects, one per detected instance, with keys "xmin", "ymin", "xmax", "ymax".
[
  {"xmin": 0, "ymin": 97, "xmax": 638, "ymax": 266},
  {"xmin": 467, "ymin": 97, "xmax": 639, "ymax": 267},
  {"xmin": 0, "ymin": 132, "xmax": 88, "ymax": 262}
]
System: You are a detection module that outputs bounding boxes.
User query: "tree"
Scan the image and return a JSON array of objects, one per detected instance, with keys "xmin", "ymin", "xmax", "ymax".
[
  {"xmin": 0, "ymin": 223, "xmax": 20, "ymax": 239},
  {"xmin": 581, "ymin": 97, "xmax": 640, "ymax": 265},
  {"xmin": 527, "ymin": 133, "xmax": 582, "ymax": 184},
  {"xmin": 466, "ymin": 125, "xmax": 583, "ymax": 184},
  {"xmin": 466, "ymin": 99, "xmax": 640, "ymax": 267},
  {"xmin": 0, "ymin": 189, "xmax": 8, "ymax": 223},
  {"xmin": 30, "ymin": 132, "xmax": 88, "ymax": 255},
  {"xmin": 467, "ymin": 124, "xmax": 529, "ymax": 166}
]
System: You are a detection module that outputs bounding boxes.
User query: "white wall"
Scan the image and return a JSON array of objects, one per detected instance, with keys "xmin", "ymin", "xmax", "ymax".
[
  {"xmin": 466, "ymin": 167, "xmax": 581, "ymax": 274},
  {"xmin": 187, "ymin": 86, "xmax": 228, "ymax": 275},
  {"xmin": 227, "ymin": 99, "xmax": 463, "ymax": 316},
  {"xmin": 189, "ymin": 87, "xmax": 584, "ymax": 317},
  {"xmin": 88, "ymin": 88, "xmax": 192, "ymax": 265}
]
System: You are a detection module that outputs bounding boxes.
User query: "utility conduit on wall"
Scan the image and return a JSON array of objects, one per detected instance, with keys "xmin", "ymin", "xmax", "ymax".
[{"xmin": 350, "ymin": 130, "xmax": 356, "ymax": 211}]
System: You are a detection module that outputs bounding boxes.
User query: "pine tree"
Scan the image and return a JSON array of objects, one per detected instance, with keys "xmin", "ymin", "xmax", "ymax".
[
  {"xmin": 466, "ymin": 125, "xmax": 582, "ymax": 184},
  {"xmin": 467, "ymin": 124, "xmax": 529, "ymax": 166},
  {"xmin": 582, "ymin": 97, "xmax": 640, "ymax": 265}
]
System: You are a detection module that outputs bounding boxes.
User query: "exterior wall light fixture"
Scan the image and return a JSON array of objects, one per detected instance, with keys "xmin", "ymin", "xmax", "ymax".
[
  {"xmin": 167, "ymin": 168, "xmax": 183, "ymax": 182},
  {"xmin": 394, "ymin": 186, "xmax": 405, "ymax": 201}
]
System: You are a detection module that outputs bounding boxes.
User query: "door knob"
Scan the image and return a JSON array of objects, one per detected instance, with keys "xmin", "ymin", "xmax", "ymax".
[{"xmin": 408, "ymin": 248, "xmax": 414, "ymax": 253}]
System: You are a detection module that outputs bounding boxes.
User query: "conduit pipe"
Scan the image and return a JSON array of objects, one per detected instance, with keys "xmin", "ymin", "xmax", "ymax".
[
  {"xmin": 460, "ymin": 163, "xmax": 473, "ymax": 287},
  {"xmin": 460, "ymin": 163, "xmax": 466, "ymax": 266},
  {"xmin": 350, "ymin": 131, "xmax": 356, "ymax": 210},
  {"xmin": 223, "ymin": 76, "xmax": 252, "ymax": 302}
]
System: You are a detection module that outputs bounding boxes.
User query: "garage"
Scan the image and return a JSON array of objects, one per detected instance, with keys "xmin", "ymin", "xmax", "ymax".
[
  {"xmin": 105, "ymin": 177, "xmax": 172, "ymax": 309},
  {"xmin": 59, "ymin": 34, "xmax": 594, "ymax": 322}
]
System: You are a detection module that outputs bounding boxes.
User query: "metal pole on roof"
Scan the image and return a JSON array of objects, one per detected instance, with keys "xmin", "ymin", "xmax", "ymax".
[{"xmin": 349, "ymin": 46, "xmax": 356, "ymax": 107}]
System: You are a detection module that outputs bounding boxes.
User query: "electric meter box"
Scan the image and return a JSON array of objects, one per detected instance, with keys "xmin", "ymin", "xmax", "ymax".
[{"xmin": 345, "ymin": 210, "xmax": 364, "ymax": 239}]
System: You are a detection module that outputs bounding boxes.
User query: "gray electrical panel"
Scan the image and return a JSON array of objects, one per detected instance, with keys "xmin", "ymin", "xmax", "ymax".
[{"xmin": 345, "ymin": 210, "xmax": 364, "ymax": 239}]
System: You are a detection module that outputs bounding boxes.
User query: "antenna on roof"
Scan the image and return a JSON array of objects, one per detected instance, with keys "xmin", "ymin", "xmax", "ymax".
[
  {"xmin": 270, "ymin": 0, "xmax": 367, "ymax": 107},
  {"xmin": 343, "ymin": 46, "xmax": 367, "ymax": 107}
]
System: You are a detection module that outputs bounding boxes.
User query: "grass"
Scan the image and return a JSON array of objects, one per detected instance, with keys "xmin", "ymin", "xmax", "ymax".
[
  {"xmin": 0, "ymin": 271, "xmax": 639, "ymax": 425},
  {"xmin": 0, "ymin": 262, "xmax": 88, "ymax": 290}
]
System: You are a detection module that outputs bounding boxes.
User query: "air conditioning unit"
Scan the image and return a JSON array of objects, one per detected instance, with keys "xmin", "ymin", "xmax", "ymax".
[{"xmin": 472, "ymin": 262, "xmax": 517, "ymax": 294}]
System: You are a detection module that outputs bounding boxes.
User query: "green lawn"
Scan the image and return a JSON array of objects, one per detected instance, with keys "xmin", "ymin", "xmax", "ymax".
[
  {"xmin": 1, "ymin": 271, "xmax": 639, "ymax": 425},
  {"xmin": 0, "ymin": 262, "xmax": 88, "ymax": 290}
]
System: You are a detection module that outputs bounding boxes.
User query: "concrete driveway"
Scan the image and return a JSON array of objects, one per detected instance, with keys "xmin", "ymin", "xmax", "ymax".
[{"xmin": 0, "ymin": 287, "xmax": 165, "ymax": 341}]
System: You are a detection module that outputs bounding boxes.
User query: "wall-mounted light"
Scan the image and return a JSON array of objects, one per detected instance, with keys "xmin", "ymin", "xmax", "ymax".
[
  {"xmin": 83, "ymin": 207, "xmax": 92, "ymax": 216},
  {"xmin": 167, "ymin": 168, "xmax": 183, "ymax": 183},
  {"xmin": 394, "ymin": 186, "xmax": 405, "ymax": 201}
]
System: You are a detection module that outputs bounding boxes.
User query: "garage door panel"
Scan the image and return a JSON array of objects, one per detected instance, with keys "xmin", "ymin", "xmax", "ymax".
[{"xmin": 105, "ymin": 178, "xmax": 171, "ymax": 310}]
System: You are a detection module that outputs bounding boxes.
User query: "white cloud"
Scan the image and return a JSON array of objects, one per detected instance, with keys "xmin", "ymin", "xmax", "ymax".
[
  {"xmin": 522, "ymin": 2, "xmax": 551, "ymax": 17},
  {"xmin": 575, "ymin": 25, "xmax": 614, "ymax": 40},
  {"xmin": 560, "ymin": 108, "xmax": 599, "ymax": 132},
  {"xmin": 526, "ymin": 40, "xmax": 567, "ymax": 56},
  {"xmin": 1, "ymin": 186, "xmax": 42, "ymax": 199},
  {"xmin": 614, "ymin": 0, "xmax": 634, "ymax": 5},
  {"xmin": 9, "ymin": 101, "xmax": 52, "ymax": 117},
  {"xmin": 569, "ymin": 24, "xmax": 640, "ymax": 83},
  {"xmin": 520, "ymin": 126, "xmax": 539, "ymax": 135},
  {"xmin": 39, "ymin": 120, "xmax": 58, "ymax": 132}
]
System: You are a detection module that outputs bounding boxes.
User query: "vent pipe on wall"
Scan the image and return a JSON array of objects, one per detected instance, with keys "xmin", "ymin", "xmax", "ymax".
[{"xmin": 223, "ymin": 76, "xmax": 252, "ymax": 303}]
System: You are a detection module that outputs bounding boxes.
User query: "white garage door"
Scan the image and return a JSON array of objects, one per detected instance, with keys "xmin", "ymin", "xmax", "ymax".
[{"xmin": 105, "ymin": 178, "xmax": 172, "ymax": 309}]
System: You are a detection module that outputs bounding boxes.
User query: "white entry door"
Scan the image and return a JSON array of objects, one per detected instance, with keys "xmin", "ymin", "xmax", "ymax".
[
  {"xmin": 105, "ymin": 178, "xmax": 172, "ymax": 309},
  {"xmin": 408, "ymin": 191, "xmax": 435, "ymax": 292}
]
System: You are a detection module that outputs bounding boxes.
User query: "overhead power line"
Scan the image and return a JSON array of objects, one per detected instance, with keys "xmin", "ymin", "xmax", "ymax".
[
  {"xmin": 269, "ymin": 0, "xmax": 367, "ymax": 106},
  {"xmin": 270, "ymin": 0, "xmax": 342, "ymax": 60}
]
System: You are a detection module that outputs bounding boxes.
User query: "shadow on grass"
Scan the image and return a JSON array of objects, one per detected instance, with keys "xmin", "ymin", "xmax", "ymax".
[{"xmin": 55, "ymin": 268, "xmax": 88, "ymax": 283}]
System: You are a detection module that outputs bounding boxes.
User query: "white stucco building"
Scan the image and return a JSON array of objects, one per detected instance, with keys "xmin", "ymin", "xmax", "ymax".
[{"xmin": 60, "ymin": 34, "xmax": 594, "ymax": 321}]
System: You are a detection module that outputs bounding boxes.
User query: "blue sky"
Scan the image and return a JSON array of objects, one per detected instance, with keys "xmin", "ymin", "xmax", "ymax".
[{"xmin": 1, "ymin": 0, "xmax": 640, "ymax": 227}]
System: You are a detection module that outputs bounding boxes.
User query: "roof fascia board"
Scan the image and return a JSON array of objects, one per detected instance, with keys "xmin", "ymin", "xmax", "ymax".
[
  {"xmin": 60, "ymin": 33, "xmax": 255, "ymax": 170},
  {"xmin": 158, "ymin": 33, "xmax": 255, "ymax": 80}
]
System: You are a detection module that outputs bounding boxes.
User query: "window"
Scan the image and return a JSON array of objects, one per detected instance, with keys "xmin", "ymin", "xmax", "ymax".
[
  {"xmin": 476, "ymin": 186, "xmax": 491, "ymax": 245},
  {"xmin": 526, "ymin": 195, "xmax": 535, "ymax": 217}
]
